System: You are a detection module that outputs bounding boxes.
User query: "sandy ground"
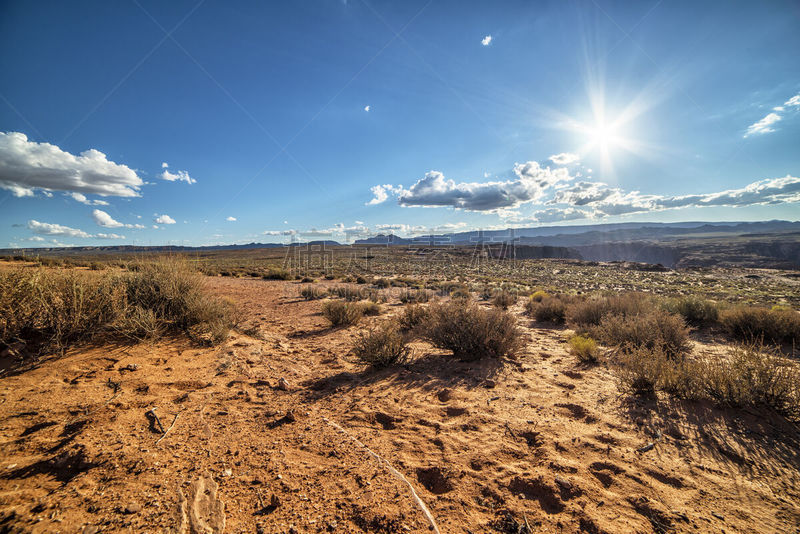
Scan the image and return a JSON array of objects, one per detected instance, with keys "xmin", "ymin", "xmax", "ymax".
[{"xmin": 1, "ymin": 276, "xmax": 799, "ymax": 533}]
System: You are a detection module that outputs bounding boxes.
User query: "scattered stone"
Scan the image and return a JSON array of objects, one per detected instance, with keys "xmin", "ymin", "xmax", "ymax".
[
  {"xmin": 483, "ymin": 379, "xmax": 496, "ymax": 389},
  {"xmin": 120, "ymin": 363, "xmax": 139, "ymax": 372},
  {"xmin": 277, "ymin": 378, "xmax": 290, "ymax": 391},
  {"xmin": 327, "ymin": 520, "xmax": 338, "ymax": 531},
  {"xmin": 122, "ymin": 503, "xmax": 141, "ymax": 514},
  {"xmin": 222, "ymin": 468, "xmax": 233, "ymax": 477},
  {"xmin": 436, "ymin": 389, "xmax": 453, "ymax": 402},
  {"xmin": 712, "ymin": 512, "xmax": 724, "ymax": 521}
]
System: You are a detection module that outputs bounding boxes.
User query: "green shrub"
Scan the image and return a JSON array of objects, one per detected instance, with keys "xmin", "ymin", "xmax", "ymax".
[
  {"xmin": 421, "ymin": 300, "xmax": 522, "ymax": 361},
  {"xmin": 569, "ymin": 335, "xmax": 598, "ymax": 362},
  {"xmin": 322, "ymin": 300, "xmax": 363, "ymax": 327},
  {"xmin": 529, "ymin": 290, "xmax": 550, "ymax": 303},
  {"xmin": 720, "ymin": 306, "xmax": 800, "ymax": 345},
  {"xmin": 351, "ymin": 321, "xmax": 410, "ymax": 368},
  {"xmin": 663, "ymin": 296, "xmax": 719, "ymax": 327}
]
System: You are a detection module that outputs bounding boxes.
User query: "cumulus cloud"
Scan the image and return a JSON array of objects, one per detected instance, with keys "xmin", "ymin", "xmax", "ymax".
[
  {"xmin": 70, "ymin": 192, "xmax": 109, "ymax": 206},
  {"xmin": 154, "ymin": 214, "xmax": 176, "ymax": 225},
  {"xmin": 226, "ymin": 216, "xmax": 237, "ymax": 222},
  {"xmin": 0, "ymin": 132, "xmax": 143, "ymax": 197},
  {"xmin": 364, "ymin": 105, "xmax": 370, "ymax": 112},
  {"xmin": 159, "ymin": 163, "xmax": 196, "ymax": 184},
  {"xmin": 366, "ymin": 184, "xmax": 395, "ymax": 205},
  {"xmin": 91, "ymin": 209, "xmax": 145, "ymax": 229},
  {"xmin": 481, "ymin": 35, "xmax": 492, "ymax": 46},
  {"xmin": 745, "ymin": 112, "xmax": 781, "ymax": 137},
  {"xmin": 263, "ymin": 229, "xmax": 297, "ymax": 236},
  {"xmin": 549, "ymin": 152, "xmax": 579, "ymax": 165},
  {"xmin": 386, "ymin": 162, "xmax": 572, "ymax": 212}
]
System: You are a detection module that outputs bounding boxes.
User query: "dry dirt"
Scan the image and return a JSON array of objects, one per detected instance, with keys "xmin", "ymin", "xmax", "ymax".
[{"xmin": 1, "ymin": 276, "xmax": 799, "ymax": 533}]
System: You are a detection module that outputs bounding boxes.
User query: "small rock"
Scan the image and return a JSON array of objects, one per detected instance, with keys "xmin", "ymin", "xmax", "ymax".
[
  {"xmin": 122, "ymin": 503, "xmax": 141, "ymax": 514},
  {"xmin": 327, "ymin": 520, "xmax": 338, "ymax": 531},
  {"xmin": 120, "ymin": 363, "xmax": 139, "ymax": 372},
  {"xmin": 712, "ymin": 512, "xmax": 724, "ymax": 521},
  {"xmin": 223, "ymin": 468, "xmax": 233, "ymax": 477},
  {"xmin": 277, "ymin": 378, "xmax": 290, "ymax": 391},
  {"xmin": 436, "ymin": 389, "xmax": 453, "ymax": 402},
  {"xmin": 483, "ymin": 380, "xmax": 496, "ymax": 389},
  {"xmin": 6, "ymin": 464, "xmax": 17, "ymax": 470}
]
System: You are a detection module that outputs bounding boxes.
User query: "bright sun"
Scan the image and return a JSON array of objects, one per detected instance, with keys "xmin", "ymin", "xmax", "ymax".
[{"xmin": 587, "ymin": 120, "xmax": 622, "ymax": 150}]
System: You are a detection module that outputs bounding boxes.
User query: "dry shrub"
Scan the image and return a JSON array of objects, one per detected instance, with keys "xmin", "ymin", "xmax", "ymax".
[
  {"xmin": 262, "ymin": 267, "xmax": 292, "ymax": 280},
  {"xmin": 299, "ymin": 285, "xmax": 326, "ymax": 300},
  {"xmin": 613, "ymin": 344, "xmax": 800, "ymax": 420},
  {"xmin": 526, "ymin": 296, "xmax": 568, "ymax": 324},
  {"xmin": 449, "ymin": 287, "xmax": 472, "ymax": 300},
  {"xmin": 398, "ymin": 304, "xmax": 430, "ymax": 333},
  {"xmin": 699, "ymin": 345, "xmax": 800, "ymax": 419},
  {"xmin": 322, "ymin": 300, "xmax": 363, "ymax": 327},
  {"xmin": 492, "ymin": 290, "xmax": 517, "ymax": 310},
  {"xmin": 351, "ymin": 321, "xmax": 410, "ymax": 368},
  {"xmin": 399, "ymin": 288, "xmax": 433, "ymax": 304},
  {"xmin": 0, "ymin": 260, "xmax": 234, "ymax": 355},
  {"xmin": 594, "ymin": 310, "xmax": 690, "ymax": 358},
  {"xmin": 662, "ymin": 296, "xmax": 719, "ymax": 327},
  {"xmin": 421, "ymin": 300, "xmax": 522, "ymax": 361},
  {"xmin": 359, "ymin": 301, "xmax": 382, "ymax": 316},
  {"xmin": 566, "ymin": 293, "xmax": 652, "ymax": 329},
  {"xmin": 719, "ymin": 306, "xmax": 800, "ymax": 345},
  {"xmin": 569, "ymin": 335, "xmax": 598, "ymax": 362}
]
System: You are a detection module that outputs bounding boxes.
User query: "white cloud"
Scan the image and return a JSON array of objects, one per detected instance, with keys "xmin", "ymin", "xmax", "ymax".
[
  {"xmin": 91, "ymin": 209, "xmax": 145, "ymax": 229},
  {"xmin": 95, "ymin": 233, "xmax": 125, "ymax": 239},
  {"xmin": 532, "ymin": 207, "xmax": 593, "ymax": 223},
  {"xmin": 263, "ymin": 229, "xmax": 297, "ymax": 236},
  {"xmin": 159, "ymin": 162, "xmax": 196, "ymax": 184},
  {"xmin": 785, "ymin": 94, "xmax": 800, "ymax": 107},
  {"xmin": 28, "ymin": 220, "xmax": 91, "ymax": 238},
  {"xmin": 366, "ymin": 184, "xmax": 398, "ymax": 205},
  {"xmin": 226, "ymin": 216, "xmax": 237, "ymax": 222},
  {"xmin": 154, "ymin": 214, "xmax": 176, "ymax": 225},
  {"xmin": 481, "ymin": 35, "xmax": 492, "ymax": 46},
  {"xmin": 0, "ymin": 132, "xmax": 143, "ymax": 197},
  {"xmin": 364, "ymin": 105, "xmax": 370, "ymax": 112},
  {"xmin": 70, "ymin": 192, "xmax": 109, "ymax": 206},
  {"xmin": 549, "ymin": 152, "xmax": 580, "ymax": 165},
  {"xmin": 389, "ymin": 161, "xmax": 572, "ymax": 211},
  {"xmin": 27, "ymin": 236, "xmax": 45, "ymax": 242},
  {"xmin": 745, "ymin": 112, "xmax": 781, "ymax": 137}
]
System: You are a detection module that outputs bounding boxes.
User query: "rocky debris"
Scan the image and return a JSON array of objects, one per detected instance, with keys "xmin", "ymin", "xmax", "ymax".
[
  {"xmin": 436, "ymin": 388, "xmax": 453, "ymax": 402},
  {"xmin": 276, "ymin": 377, "xmax": 290, "ymax": 391}
]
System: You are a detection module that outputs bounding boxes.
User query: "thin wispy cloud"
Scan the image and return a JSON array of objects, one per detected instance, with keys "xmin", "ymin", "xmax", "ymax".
[
  {"xmin": 745, "ymin": 112, "xmax": 781, "ymax": 137},
  {"xmin": 226, "ymin": 216, "xmax": 237, "ymax": 221},
  {"xmin": 27, "ymin": 219, "xmax": 125, "ymax": 239},
  {"xmin": 70, "ymin": 192, "xmax": 109, "ymax": 206},
  {"xmin": 549, "ymin": 153, "xmax": 580, "ymax": 165}
]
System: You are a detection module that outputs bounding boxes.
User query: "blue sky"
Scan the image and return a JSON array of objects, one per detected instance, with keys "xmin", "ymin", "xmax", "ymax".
[{"xmin": 1, "ymin": 0, "xmax": 799, "ymax": 247}]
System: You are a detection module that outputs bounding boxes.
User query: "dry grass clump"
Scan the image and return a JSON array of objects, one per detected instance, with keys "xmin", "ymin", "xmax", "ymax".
[
  {"xmin": 420, "ymin": 300, "xmax": 522, "ymax": 361},
  {"xmin": 299, "ymin": 285, "xmax": 326, "ymax": 300},
  {"xmin": 526, "ymin": 295, "xmax": 568, "ymax": 324},
  {"xmin": 662, "ymin": 295, "xmax": 719, "ymax": 327},
  {"xmin": 358, "ymin": 301, "xmax": 382, "ymax": 316},
  {"xmin": 0, "ymin": 260, "xmax": 235, "ymax": 355},
  {"xmin": 398, "ymin": 304, "xmax": 430, "ymax": 333},
  {"xmin": 566, "ymin": 293, "xmax": 652, "ymax": 329},
  {"xmin": 351, "ymin": 321, "xmax": 410, "ymax": 368},
  {"xmin": 492, "ymin": 290, "xmax": 517, "ymax": 310},
  {"xmin": 322, "ymin": 300, "xmax": 363, "ymax": 327},
  {"xmin": 568, "ymin": 335, "xmax": 599, "ymax": 363},
  {"xmin": 719, "ymin": 306, "xmax": 800, "ymax": 345}
]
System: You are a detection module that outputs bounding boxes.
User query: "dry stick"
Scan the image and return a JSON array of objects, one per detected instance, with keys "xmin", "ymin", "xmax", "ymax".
[
  {"xmin": 149, "ymin": 408, "xmax": 166, "ymax": 434},
  {"xmin": 156, "ymin": 411, "xmax": 181, "ymax": 445},
  {"xmin": 322, "ymin": 417, "xmax": 441, "ymax": 534}
]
